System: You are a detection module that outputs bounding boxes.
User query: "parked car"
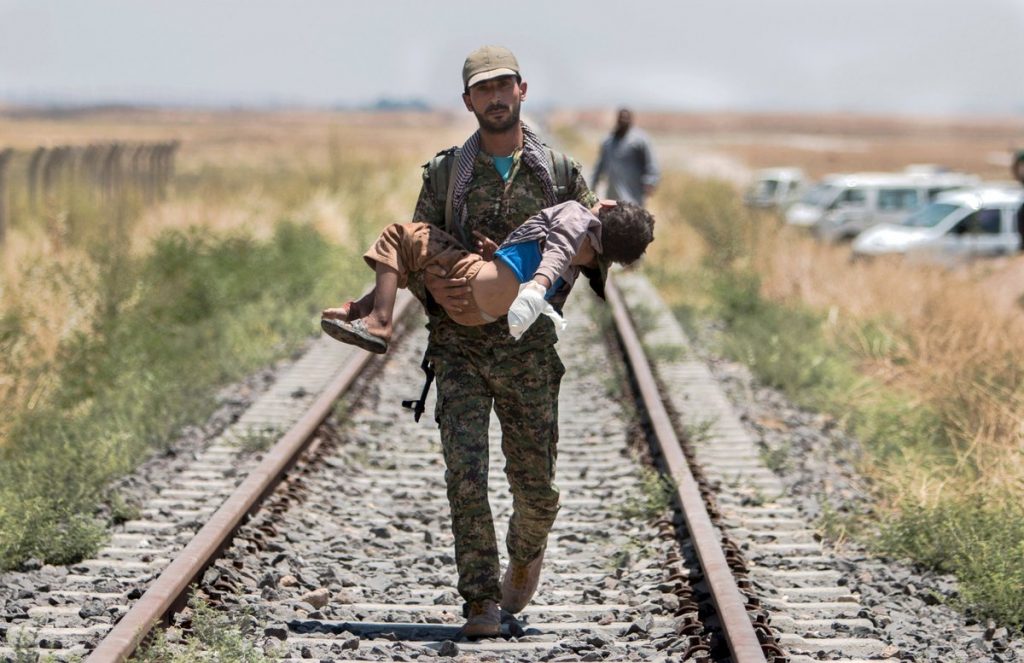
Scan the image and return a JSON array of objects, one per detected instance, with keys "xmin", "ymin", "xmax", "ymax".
[
  {"xmin": 786, "ymin": 170, "xmax": 978, "ymax": 241},
  {"xmin": 851, "ymin": 186, "xmax": 1023, "ymax": 258},
  {"xmin": 744, "ymin": 168, "xmax": 805, "ymax": 209}
]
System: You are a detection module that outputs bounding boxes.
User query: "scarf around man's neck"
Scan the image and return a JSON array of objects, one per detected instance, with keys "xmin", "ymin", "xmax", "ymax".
[{"xmin": 449, "ymin": 123, "xmax": 557, "ymax": 238}]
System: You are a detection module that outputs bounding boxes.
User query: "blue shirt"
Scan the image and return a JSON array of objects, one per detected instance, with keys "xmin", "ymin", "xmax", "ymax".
[
  {"xmin": 493, "ymin": 241, "xmax": 564, "ymax": 299},
  {"xmin": 492, "ymin": 155, "xmax": 514, "ymax": 182}
]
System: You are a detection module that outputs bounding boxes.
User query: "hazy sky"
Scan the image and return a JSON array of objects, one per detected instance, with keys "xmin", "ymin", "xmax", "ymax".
[{"xmin": 1, "ymin": 0, "xmax": 1023, "ymax": 115}]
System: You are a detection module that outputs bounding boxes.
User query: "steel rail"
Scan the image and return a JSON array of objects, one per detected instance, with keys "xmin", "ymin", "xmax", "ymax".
[
  {"xmin": 605, "ymin": 277, "xmax": 768, "ymax": 663},
  {"xmin": 87, "ymin": 292, "xmax": 416, "ymax": 663}
]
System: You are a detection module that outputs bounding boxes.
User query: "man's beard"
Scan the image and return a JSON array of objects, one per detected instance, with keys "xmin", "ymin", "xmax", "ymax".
[{"xmin": 475, "ymin": 100, "xmax": 521, "ymax": 133}]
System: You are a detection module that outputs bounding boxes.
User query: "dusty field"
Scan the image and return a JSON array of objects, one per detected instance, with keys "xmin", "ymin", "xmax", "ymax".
[
  {"xmin": 0, "ymin": 109, "xmax": 472, "ymax": 163},
  {"xmin": 8, "ymin": 106, "xmax": 1016, "ymax": 185},
  {"xmin": 552, "ymin": 109, "xmax": 1024, "ymax": 183}
]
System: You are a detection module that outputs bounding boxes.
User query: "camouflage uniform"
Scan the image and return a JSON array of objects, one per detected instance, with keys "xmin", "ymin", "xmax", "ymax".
[{"xmin": 411, "ymin": 142, "xmax": 597, "ymax": 605}]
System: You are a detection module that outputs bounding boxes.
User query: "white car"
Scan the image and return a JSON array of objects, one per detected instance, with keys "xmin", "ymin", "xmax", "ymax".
[
  {"xmin": 852, "ymin": 186, "xmax": 1023, "ymax": 258},
  {"xmin": 744, "ymin": 168, "xmax": 805, "ymax": 209},
  {"xmin": 786, "ymin": 170, "xmax": 978, "ymax": 241}
]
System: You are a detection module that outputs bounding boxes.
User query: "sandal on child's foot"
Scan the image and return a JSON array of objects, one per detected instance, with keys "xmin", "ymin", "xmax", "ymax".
[{"xmin": 320, "ymin": 317, "xmax": 388, "ymax": 354}]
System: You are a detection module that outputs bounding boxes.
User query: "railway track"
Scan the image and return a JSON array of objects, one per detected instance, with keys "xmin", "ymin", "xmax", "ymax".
[{"xmin": 1, "ymin": 274, "xmax": 904, "ymax": 662}]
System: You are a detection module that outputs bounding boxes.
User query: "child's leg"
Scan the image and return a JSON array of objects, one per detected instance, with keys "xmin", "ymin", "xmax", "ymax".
[
  {"xmin": 322, "ymin": 288, "xmax": 372, "ymax": 323},
  {"xmin": 357, "ymin": 263, "xmax": 399, "ymax": 341},
  {"xmin": 364, "ymin": 223, "xmax": 471, "ymax": 283},
  {"xmin": 331, "ymin": 222, "xmax": 494, "ymax": 332},
  {"xmin": 322, "ymin": 289, "xmax": 375, "ymax": 322},
  {"xmin": 321, "ymin": 262, "xmax": 399, "ymax": 339},
  {"xmin": 322, "ymin": 222, "xmax": 419, "ymax": 324}
]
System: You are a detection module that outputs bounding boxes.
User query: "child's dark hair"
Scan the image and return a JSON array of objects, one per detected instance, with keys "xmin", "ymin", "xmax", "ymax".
[{"xmin": 598, "ymin": 201, "xmax": 655, "ymax": 264}]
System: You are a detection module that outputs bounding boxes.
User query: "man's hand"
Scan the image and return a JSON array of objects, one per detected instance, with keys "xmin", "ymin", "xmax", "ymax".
[
  {"xmin": 472, "ymin": 230, "xmax": 499, "ymax": 260},
  {"xmin": 590, "ymin": 199, "xmax": 618, "ymax": 215},
  {"xmin": 424, "ymin": 265, "xmax": 471, "ymax": 314}
]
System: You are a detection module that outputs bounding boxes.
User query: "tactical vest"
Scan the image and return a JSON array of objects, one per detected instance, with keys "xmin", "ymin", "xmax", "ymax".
[{"xmin": 425, "ymin": 146, "xmax": 574, "ymax": 243}]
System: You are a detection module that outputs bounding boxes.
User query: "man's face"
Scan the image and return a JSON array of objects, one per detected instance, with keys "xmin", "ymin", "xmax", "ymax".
[
  {"xmin": 615, "ymin": 110, "xmax": 632, "ymax": 134},
  {"xmin": 462, "ymin": 75, "xmax": 527, "ymax": 133}
]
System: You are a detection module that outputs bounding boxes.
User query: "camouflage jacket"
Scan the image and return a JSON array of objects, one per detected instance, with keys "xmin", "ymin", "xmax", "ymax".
[{"xmin": 411, "ymin": 144, "xmax": 598, "ymax": 355}]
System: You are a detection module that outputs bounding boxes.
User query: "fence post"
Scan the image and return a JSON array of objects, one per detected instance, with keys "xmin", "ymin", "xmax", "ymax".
[
  {"xmin": 27, "ymin": 147, "xmax": 47, "ymax": 210},
  {"xmin": 157, "ymin": 141, "xmax": 180, "ymax": 199},
  {"xmin": 0, "ymin": 148, "xmax": 14, "ymax": 243},
  {"xmin": 129, "ymin": 147, "xmax": 149, "ymax": 201},
  {"xmin": 41, "ymin": 146, "xmax": 71, "ymax": 205},
  {"xmin": 81, "ymin": 143, "xmax": 104, "ymax": 201},
  {"xmin": 101, "ymin": 143, "xmax": 123, "ymax": 198}
]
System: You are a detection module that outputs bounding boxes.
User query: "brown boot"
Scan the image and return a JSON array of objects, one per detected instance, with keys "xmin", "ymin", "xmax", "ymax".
[
  {"xmin": 500, "ymin": 549, "xmax": 545, "ymax": 613},
  {"xmin": 462, "ymin": 599, "xmax": 501, "ymax": 639}
]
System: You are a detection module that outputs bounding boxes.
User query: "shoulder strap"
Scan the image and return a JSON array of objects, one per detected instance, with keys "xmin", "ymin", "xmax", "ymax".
[
  {"xmin": 425, "ymin": 147, "xmax": 458, "ymax": 228},
  {"xmin": 547, "ymin": 148, "xmax": 572, "ymax": 201},
  {"xmin": 443, "ymin": 148, "xmax": 460, "ymax": 236}
]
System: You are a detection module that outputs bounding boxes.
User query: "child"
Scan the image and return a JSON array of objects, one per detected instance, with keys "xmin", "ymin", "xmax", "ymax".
[{"xmin": 321, "ymin": 200, "xmax": 655, "ymax": 353}]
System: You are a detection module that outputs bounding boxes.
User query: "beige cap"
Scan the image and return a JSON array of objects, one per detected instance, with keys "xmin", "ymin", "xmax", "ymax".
[{"xmin": 462, "ymin": 45, "xmax": 520, "ymax": 89}]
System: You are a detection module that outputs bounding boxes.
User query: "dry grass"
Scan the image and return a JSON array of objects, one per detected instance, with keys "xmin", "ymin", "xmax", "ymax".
[
  {"xmin": 752, "ymin": 225, "xmax": 1024, "ymax": 501},
  {"xmin": 646, "ymin": 168, "xmax": 1024, "ymax": 504},
  {"xmin": 0, "ymin": 108, "xmax": 479, "ymax": 567},
  {"xmin": 554, "ymin": 111, "xmax": 1024, "ymax": 509},
  {"xmin": 0, "ymin": 109, "xmax": 470, "ymax": 447},
  {"xmin": 640, "ymin": 165, "xmax": 1024, "ymax": 623}
]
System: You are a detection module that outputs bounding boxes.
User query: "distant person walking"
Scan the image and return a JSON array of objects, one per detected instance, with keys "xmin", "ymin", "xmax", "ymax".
[
  {"xmin": 591, "ymin": 108, "xmax": 660, "ymax": 206},
  {"xmin": 1013, "ymin": 150, "xmax": 1024, "ymax": 250}
]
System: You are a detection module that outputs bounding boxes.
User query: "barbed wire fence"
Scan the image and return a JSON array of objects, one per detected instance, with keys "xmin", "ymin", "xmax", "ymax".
[{"xmin": 0, "ymin": 141, "xmax": 179, "ymax": 244}]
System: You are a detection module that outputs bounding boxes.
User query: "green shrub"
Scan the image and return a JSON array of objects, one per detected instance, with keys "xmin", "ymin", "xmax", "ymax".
[
  {"xmin": 712, "ymin": 270, "xmax": 854, "ymax": 408},
  {"xmin": 879, "ymin": 497, "xmax": 1024, "ymax": 627},
  {"xmin": 846, "ymin": 395, "xmax": 950, "ymax": 466},
  {"xmin": 134, "ymin": 593, "xmax": 275, "ymax": 662},
  {"xmin": 617, "ymin": 467, "xmax": 676, "ymax": 521},
  {"xmin": 0, "ymin": 221, "xmax": 367, "ymax": 569},
  {"xmin": 676, "ymin": 178, "xmax": 758, "ymax": 269}
]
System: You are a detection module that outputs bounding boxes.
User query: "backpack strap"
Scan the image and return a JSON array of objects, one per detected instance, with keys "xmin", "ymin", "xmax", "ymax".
[
  {"xmin": 425, "ymin": 147, "xmax": 455, "ymax": 216},
  {"xmin": 425, "ymin": 147, "xmax": 464, "ymax": 240},
  {"xmin": 428, "ymin": 145, "xmax": 573, "ymax": 241},
  {"xmin": 547, "ymin": 147, "xmax": 573, "ymax": 201},
  {"xmin": 443, "ymin": 148, "xmax": 461, "ymax": 237}
]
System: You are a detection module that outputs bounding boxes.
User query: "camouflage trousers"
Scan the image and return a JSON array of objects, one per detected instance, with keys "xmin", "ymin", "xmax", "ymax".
[{"xmin": 431, "ymin": 341, "xmax": 565, "ymax": 605}]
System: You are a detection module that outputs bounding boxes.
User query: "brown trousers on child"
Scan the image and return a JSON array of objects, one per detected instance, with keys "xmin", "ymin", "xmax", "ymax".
[{"xmin": 363, "ymin": 222, "xmax": 492, "ymax": 326}]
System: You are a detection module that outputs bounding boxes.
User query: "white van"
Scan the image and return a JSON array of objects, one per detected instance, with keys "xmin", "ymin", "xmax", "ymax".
[
  {"xmin": 744, "ymin": 168, "xmax": 805, "ymax": 209},
  {"xmin": 785, "ymin": 170, "xmax": 978, "ymax": 241},
  {"xmin": 852, "ymin": 186, "xmax": 1023, "ymax": 258}
]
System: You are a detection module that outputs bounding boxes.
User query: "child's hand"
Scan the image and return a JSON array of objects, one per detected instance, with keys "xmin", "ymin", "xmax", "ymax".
[
  {"xmin": 472, "ymin": 230, "xmax": 499, "ymax": 260},
  {"xmin": 508, "ymin": 281, "xmax": 551, "ymax": 340}
]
